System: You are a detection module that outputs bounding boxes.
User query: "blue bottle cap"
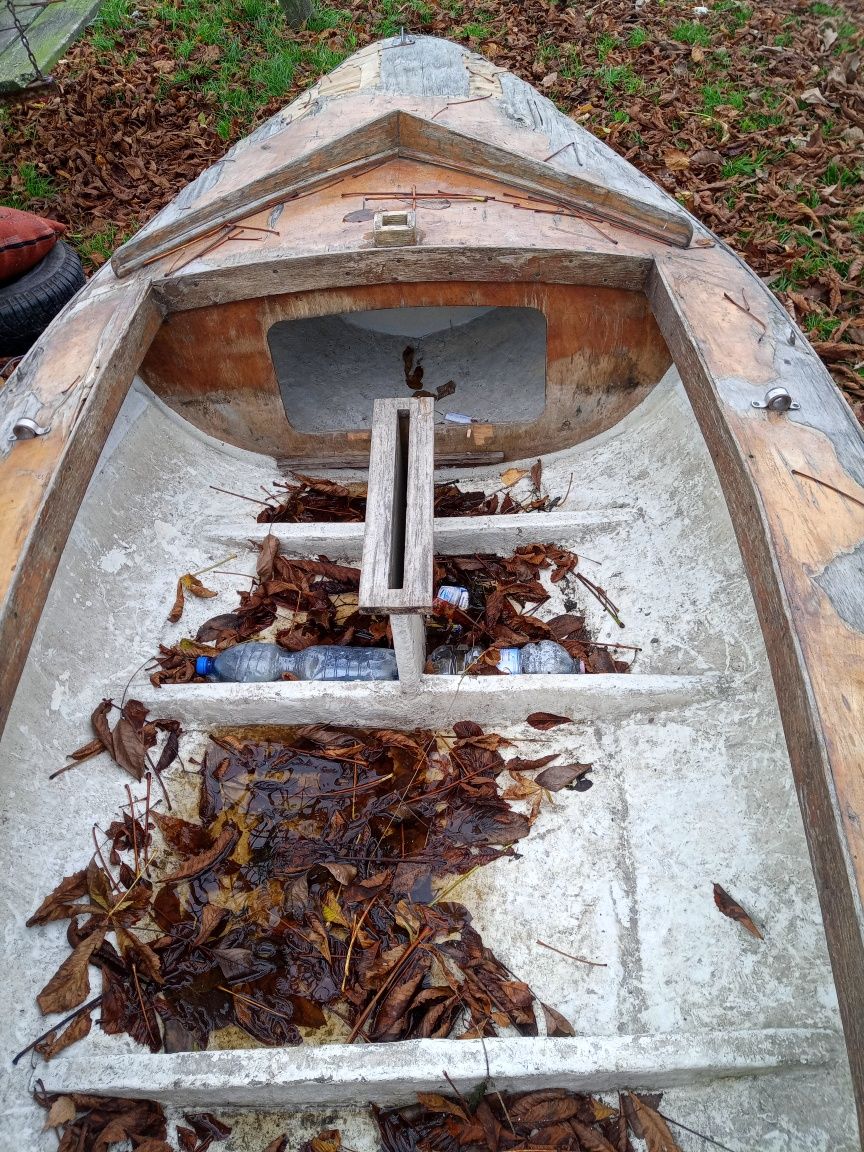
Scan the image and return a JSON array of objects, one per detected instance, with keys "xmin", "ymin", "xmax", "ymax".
[{"xmin": 195, "ymin": 655, "xmax": 215, "ymax": 676}]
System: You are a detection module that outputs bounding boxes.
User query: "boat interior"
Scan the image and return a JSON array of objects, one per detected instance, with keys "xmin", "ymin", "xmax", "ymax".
[
  {"xmin": 2, "ymin": 33, "xmax": 863, "ymax": 1152},
  {"xmin": 1, "ymin": 283, "xmax": 858, "ymax": 1149}
]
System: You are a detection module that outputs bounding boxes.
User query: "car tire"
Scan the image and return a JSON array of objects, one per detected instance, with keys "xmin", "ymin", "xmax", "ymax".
[{"xmin": 0, "ymin": 240, "xmax": 86, "ymax": 356}]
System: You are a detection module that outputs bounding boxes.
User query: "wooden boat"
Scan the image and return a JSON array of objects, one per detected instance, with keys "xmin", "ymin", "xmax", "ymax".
[{"xmin": 2, "ymin": 34, "xmax": 863, "ymax": 1150}]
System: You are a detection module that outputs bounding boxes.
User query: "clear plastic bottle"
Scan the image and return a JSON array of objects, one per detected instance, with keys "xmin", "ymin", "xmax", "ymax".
[
  {"xmin": 195, "ymin": 642, "xmax": 398, "ymax": 683},
  {"xmin": 520, "ymin": 640, "xmax": 583, "ymax": 674},
  {"xmin": 427, "ymin": 644, "xmax": 485, "ymax": 675},
  {"xmin": 427, "ymin": 640, "xmax": 583, "ymax": 675}
]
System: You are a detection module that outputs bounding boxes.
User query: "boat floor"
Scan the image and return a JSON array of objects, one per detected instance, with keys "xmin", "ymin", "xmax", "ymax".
[{"xmin": 0, "ymin": 369, "xmax": 857, "ymax": 1149}]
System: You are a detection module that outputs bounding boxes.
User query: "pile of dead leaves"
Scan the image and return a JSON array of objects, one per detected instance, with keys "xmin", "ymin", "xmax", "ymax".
[
  {"xmin": 428, "ymin": 546, "xmax": 629, "ymax": 672},
  {"xmin": 376, "ymin": 1086, "xmax": 688, "ymax": 1152},
  {"xmin": 35, "ymin": 1088, "xmax": 173, "ymax": 1152},
  {"xmin": 151, "ymin": 540, "xmax": 388, "ymax": 685},
  {"xmin": 256, "ymin": 472, "xmax": 556, "ymax": 524},
  {"xmin": 26, "ymin": 722, "xmax": 587, "ymax": 1061},
  {"xmin": 152, "ymin": 534, "xmax": 627, "ymax": 685}
]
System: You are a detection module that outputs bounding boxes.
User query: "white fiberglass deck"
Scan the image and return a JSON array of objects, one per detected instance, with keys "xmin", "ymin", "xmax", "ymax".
[{"xmin": 0, "ymin": 368, "xmax": 857, "ymax": 1150}]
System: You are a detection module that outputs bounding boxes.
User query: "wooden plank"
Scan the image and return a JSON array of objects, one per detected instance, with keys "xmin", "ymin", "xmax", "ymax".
[
  {"xmin": 358, "ymin": 396, "xmax": 434, "ymax": 613},
  {"xmin": 390, "ymin": 613, "xmax": 426, "ymax": 691},
  {"xmin": 648, "ymin": 255, "xmax": 864, "ymax": 1141},
  {"xmin": 396, "ymin": 113, "xmax": 692, "ymax": 249},
  {"xmin": 153, "ymin": 247, "xmax": 653, "ymax": 313},
  {"xmin": 0, "ymin": 280, "xmax": 161, "ymax": 739},
  {"xmin": 112, "ymin": 114, "xmax": 402, "ymax": 277}
]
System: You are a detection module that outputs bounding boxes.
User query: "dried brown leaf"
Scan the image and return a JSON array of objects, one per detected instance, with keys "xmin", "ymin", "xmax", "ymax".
[
  {"xmin": 36, "ymin": 1009, "xmax": 92, "ymax": 1061},
  {"xmin": 43, "ymin": 1096, "xmax": 77, "ymax": 1128},
  {"xmin": 713, "ymin": 883, "xmax": 763, "ymax": 939},
  {"xmin": 534, "ymin": 762, "xmax": 592, "ymax": 791},
  {"xmin": 624, "ymin": 1095, "xmax": 682, "ymax": 1152},
  {"xmin": 37, "ymin": 927, "xmax": 106, "ymax": 1015},
  {"xmin": 525, "ymin": 711, "xmax": 572, "ymax": 730},
  {"xmin": 162, "ymin": 824, "xmax": 239, "ymax": 885},
  {"xmin": 27, "ymin": 869, "xmax": 88, "ymax": 926}
]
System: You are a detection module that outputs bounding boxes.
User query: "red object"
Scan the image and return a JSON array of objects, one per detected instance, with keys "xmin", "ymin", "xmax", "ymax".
[{"xmin": 0, "ymin": 206, "xmax": 66, "ymax": 282}]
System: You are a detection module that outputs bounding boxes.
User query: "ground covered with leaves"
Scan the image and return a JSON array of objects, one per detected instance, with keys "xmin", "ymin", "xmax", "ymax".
[{"xmin": 0, "ymin": 0, "xmax": 862, "ymax": 412}]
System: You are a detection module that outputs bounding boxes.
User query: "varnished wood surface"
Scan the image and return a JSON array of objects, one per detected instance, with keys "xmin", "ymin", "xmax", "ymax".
[
  {"xmin": 0, "ymin": 278, "xmax": 161, "ymax": 737},
  {"xmin": 142, "ymin": 272, "xmax": 669, "ymax": 460},
  {"xmin": 649, "ymin": 255, "xmax": 864, "ymax": 1137}
]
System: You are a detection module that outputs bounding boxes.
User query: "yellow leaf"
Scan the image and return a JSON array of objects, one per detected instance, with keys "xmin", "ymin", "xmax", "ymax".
[
  {"xmin": 43, "ymin": 1096, "xmax": 76, "ymax": 1129},
  {"xmin": 690, "ymin": 45, "xmax": 704, "ymax": 62},
  {"xmin": 501, "ymin": 467, "xmax": 529, "ymax": 487},
  {"xmin": 322, "ymin": 891, "xmax": 348, "ymax": 928},
  {"xmin": 167, "ymin": 573, "xmax": 218, "ymax": 623}
]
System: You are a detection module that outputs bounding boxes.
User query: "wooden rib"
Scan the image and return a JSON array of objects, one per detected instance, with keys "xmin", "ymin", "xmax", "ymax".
[{"xmin": 358, "ymin": 396, "xmax": 434, "ymax": 613}]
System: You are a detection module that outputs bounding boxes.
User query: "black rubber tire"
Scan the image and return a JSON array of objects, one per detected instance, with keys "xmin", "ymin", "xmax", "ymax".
[{"xmin": 0, "ymin": 240, "xmax": 86, "ymax": 356}]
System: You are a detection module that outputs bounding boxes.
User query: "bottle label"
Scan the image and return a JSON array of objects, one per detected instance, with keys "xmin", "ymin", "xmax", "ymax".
[{"xmin": 435, "ymin": 586, "xmax": 469, "ymax": 611}]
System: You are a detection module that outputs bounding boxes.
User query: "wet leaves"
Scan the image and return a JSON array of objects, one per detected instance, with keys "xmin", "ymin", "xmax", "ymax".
[
  {"xmin": 376, "ymin": 1087, "xmax": 689, "ymax": 1152},
  {"xmin": 428, "ymin": 547, "xmax": 628, "ymax": 673},
  {"xmin": 154, "ymin": 535, "xmax": 628, "ymax": 685},
  {"xmin": 36, "ymin": 928, "xmax": 107, "ymax": 1015},
  {"xmin": 65, "ymin": 699, "xmax": 182, "ymax": 782},
  {"xmin": 34, "ymin": 1089, "xmax": 170, "ymax": 1152},
  {"xmin": 257, "ymin": 475, "xmax": 560, "ymax": 524},
  {"xmin": 29, "ymin": 722, "xmax": 577, "ymax": 1057},
  {"xmin": 713, "ymin": 883, "xmax": 763, "ymax": 940}
]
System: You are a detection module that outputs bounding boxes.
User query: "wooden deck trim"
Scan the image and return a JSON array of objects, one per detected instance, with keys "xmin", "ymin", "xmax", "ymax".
[
  {"xmin": 152, "ymin": 247, "xmax": 654, "ymax": 312},
  {"xmin": 648, "ymin": 256, "xmax": 864, "ymax": 1140},
  {"xmin": 0, "ymin": 281, "xmax": 162, "ymax": 739},
  {"xmin": 112, "ymin": 109, "xmax": 690, "ymax": 278}
]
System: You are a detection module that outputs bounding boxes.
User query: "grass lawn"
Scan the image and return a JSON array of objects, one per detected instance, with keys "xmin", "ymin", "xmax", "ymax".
[{"xmin": 0, "ymin": 0, "xmax": 862, "ymax": 409}]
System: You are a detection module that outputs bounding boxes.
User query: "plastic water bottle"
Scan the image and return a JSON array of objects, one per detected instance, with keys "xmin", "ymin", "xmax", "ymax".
[
  {"xmin": 427, "ymin": 640, "xmax": 583, "ymax": 675},
  {"xmin": 195, "ymin": 642, "xmax": 398, "ymax": 683},
  {"xmin": 427, "ymin": 644, "xmax": 486, "ymax": 675},
  {"xmin": 434, "ymin": 585, "xmax": 470, "ymax": 611}
]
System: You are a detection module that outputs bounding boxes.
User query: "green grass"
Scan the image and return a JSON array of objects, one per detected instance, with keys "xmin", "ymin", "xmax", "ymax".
[
  {"xmin": 560, "ymin": 47, "xmax": 583, "ymax": 80},
  {"xmin": 628, "ymin": 26, "xmax": 648, "ymax": 48},
  {"xmin": 809, "ymin": 1, "xmax": 842, "ymax": 15},
  {"xmin": 713, "ymin": 0, "xmax": 752, "ymax": 28},
  {"xmin": 850, "ymin": 212, "xmax": 864, "ymax": 237},
  {"xmin": 74, "ymin": 223, "xmax": 127, "ymax": 266},
  {"xmin": 375, "ymin": 0, "xmax": 435, "ymax": 36},
  {"xmin": 702, "ymin": 82, "xmax": 746, "ymax": 113},
  {"xmin": 597, "ymin": 63, "xmax": 643, "ymax": 95},
  {"xmin": 98, "ymin": 0, "xmax": 359, "ymax": 136},
  {"xmin": 456, "ymin": 20, "xmax": 494, "ymax": 41},
  {"xmin": 721, "ymin": 150, "xmax": 772, "ymax": 178},
  {"xmin": 824, "ymin": 161, "xmax": 862, "ymax": 189},
  {"xmin": 672, "ymin": 21, "xmax": 711, "ymax": 46},
  {"xmin": 95, "ymin": 0, "xmax": 133, "ymax": 29},
  {"xmin": 596, "ymin": 32, "xmax": 618, "ymax": 61},
  {"xmin": 0, "ymin": 161, "xmax": 55, "ymax": 208}
]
